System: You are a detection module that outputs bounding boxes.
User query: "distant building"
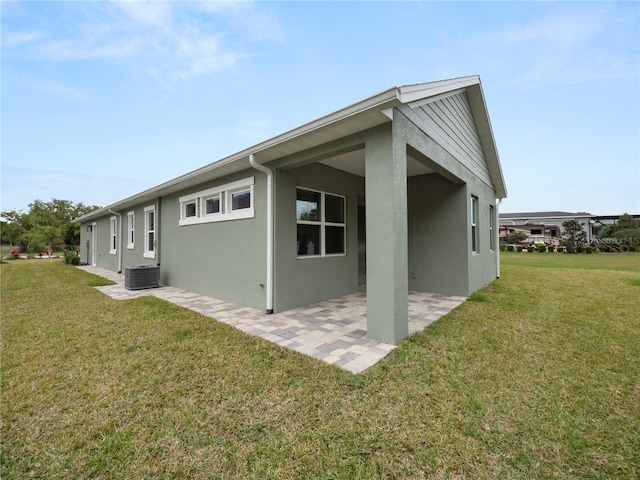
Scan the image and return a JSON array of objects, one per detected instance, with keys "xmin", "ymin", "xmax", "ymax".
[{"xmin": 499, "ymin": 211, "xmax": 640, "ymax": 245}]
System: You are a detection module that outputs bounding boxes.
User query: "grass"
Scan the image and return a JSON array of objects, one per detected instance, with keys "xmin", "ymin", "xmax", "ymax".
[{"xmin": 2, "ymin": 254, "xmax": 639, "ymax": 479}]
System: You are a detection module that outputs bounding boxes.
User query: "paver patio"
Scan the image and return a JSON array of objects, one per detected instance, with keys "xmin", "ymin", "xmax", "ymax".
[{"xmin": 79, "ymin": 266, "xmax": 466, "ymax": 373}]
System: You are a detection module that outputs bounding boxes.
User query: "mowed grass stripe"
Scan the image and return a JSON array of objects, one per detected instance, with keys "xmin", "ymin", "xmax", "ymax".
[{"xmin": 1, "ymin": 255, "xmax": 638, "ymax": 479}]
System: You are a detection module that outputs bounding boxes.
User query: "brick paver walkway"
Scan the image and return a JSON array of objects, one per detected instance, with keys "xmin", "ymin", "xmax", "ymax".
[{"xmin": 79, "ymin": 266, "xmax": 466, "ymax": 374}]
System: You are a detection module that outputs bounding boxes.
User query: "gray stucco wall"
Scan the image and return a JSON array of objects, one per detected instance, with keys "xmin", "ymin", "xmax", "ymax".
[
  {"xmin": 467, "ymin": 180, "xmax": 499, "ymax": 294},
  {"xmin": 407, "ymin": 173, "xmax": 470, "ymax": 296},
  {"xmin": 79, "ymin": 215, "xmax": 119, "ymax": 271},
  {"xmin": 274, "ymin": 162, "xmax": 363, "ymax": 312},
  {"xmin": 159, "ymin": 170, "xmax": 268, "ymax": 310}
]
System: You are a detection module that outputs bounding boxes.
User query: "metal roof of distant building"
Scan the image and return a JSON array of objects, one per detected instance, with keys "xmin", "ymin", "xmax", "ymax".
[{"xmin": 499, "ymin": 212, "xmax": 584, "ymax": 219}]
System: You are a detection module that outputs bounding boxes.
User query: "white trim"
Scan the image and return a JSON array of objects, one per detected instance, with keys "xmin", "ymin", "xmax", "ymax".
[
  {"xmin": 127, "ymin": 211, "xmax": 135, "ymax": 249},
  {"xmin": 91, "ymin": 222, "xmax": 97, "ymax": 266},
  {"xmin": 296, "ymin": 187, "xmax": 346, "ymax": 259},
  {"xmin": 489, "ymin": 204, "xmax": 495, "ymax": 251},
  {"xmin": 109, "ymin": 216, "xmax": 117, "ymax": 255},
  {"xmin": 471, "ymin": 195, "xmax": 479, "ymax": 254},
  {"xmin": 179, "ymin": 177, "xmax": 255, "ymax": 226},
  {"xmin": 144, "ymin": 205, "xmax": 156, "ymax": 259}
]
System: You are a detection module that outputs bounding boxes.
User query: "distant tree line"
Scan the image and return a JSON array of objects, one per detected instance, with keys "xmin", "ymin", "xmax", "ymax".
[{"xmin": 1, "ymin": 199, "xmax": 99, "ymax": 253}]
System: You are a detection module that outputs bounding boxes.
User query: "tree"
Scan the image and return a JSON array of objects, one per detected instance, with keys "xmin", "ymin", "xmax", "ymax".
[
  {"xmin": 1, "ymin": 199, "xmax": 99, "ymax": 253},
  {"xmin": 505, "ymin": 231, "xmax": 528, "ymax": 244},
  {"xmin": 596, "ymin": 213, "xmax": 640, "ymax": 251},
  {"xmin": 561, "ymin": 219, "xmax": 587, "ymax": 253}
]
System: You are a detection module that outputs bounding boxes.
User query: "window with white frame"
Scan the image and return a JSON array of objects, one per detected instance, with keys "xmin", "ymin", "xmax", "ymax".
[
  {"xmin": 179, "ymin": 177, "xmax": 254, "ymax": 226},
  {"xmin": 127, "ymin": 211, "xmax": 135, "ymax": 249},
  {"xmin": 471, "ymin": 196, "xmax": 479, "ymax": 253},
  {"xmin": 110, "ymin": 216, "xmax": 117, "ymax": 255},
  {"xmin": 203, "ymin": 193, "xmax": 221, "ymax": 216},
  {"xmin": 489, "ymin": 205, "xmax": 495, "ymax": 251},
  {"xmin": 144, "ymin": 205, "xmax": 155, "ymax": 259},
  {"xmin": 296, "ymin": 187, "xmax": 346, "ymax": 257}
]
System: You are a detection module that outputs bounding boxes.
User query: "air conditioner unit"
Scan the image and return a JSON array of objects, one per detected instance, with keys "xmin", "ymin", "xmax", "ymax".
[{"xmin": 125, "ymin": 265, "xmax": 159, "ymax": 290}]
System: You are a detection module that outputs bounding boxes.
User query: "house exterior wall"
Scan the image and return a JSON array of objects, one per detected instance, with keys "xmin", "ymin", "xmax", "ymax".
[
  {"xmin": 411, "ymin": 91, "xmax": 492, "ymax": 187},
  {"xmin": 159, "ymin": 170, "xmax": 268, "ymax": 310},
  {"xmin": 80, "ymin": 215, "xmax": 118, "ymax": 271},
  {"xmin": 467, "ymin": 180, "xmax": 499, "ymax": 294},
  {"xmin": 407, "ymin": 173, "xmax": 469, "ymax": 296},
  {"xmin": 273, "ymin": 162, "xmax": 363, "ymax": 312},
  {"xmin": 398, "ymin": 104, "xmax": 499, "ymax": 296},
  {"xmin": 80, "ymin": 170, "xmax": 268, "ymax": 311}
]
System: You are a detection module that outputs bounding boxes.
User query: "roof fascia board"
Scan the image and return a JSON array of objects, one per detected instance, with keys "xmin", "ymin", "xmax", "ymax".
[
  {"xmin": 398, "ymin": 75, "xmax": 479, "ymax": 104},
  {"xmin": 74, "ymin": 88, "xmax": 403, "ymax": 223},
  {"xmin": 406, "ymin": 87, "xmax": 468, "ymax": 110},
  {"xmin": 466, "ymin": 82, "xmax": 507, "ymax": 199}
]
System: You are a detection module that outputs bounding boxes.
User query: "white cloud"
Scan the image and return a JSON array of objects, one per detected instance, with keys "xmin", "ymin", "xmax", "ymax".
[
  {"xmin": 2, "ymin": 1, "xmax": 282, "ymax": 85},
  {"xmin": 1, "ymin": 30, "xmax": 45, "ymax": 48},
  {"xmin": 465, "ymin": 6, "xmax": 639, "ymax": 88}
]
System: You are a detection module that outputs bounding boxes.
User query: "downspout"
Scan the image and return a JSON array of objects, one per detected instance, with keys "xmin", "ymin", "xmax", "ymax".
[
  {"xmin": 155, "ymin": 197, "xmax": 161, "ymax": 268},
  {"xmin": 495, "ymin": 199, "xmax": 502, "ymax": 278},
  {"xmin": 108, "ymin": 208, "xmax": 123, "ymax": 274},
  {"xmin": 249, "ymin": 154, "xmax": 274, "ymax": 314}
]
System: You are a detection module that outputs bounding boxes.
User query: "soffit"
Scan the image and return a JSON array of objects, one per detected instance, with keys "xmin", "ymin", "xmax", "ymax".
[{"xmin": 319, "ymin": 149, "xmax": 434, "ymax": 177}]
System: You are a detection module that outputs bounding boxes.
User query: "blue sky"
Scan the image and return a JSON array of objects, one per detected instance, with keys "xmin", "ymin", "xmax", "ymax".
[{"xmin": 2, "ymin": 1, "xmax": 639, "ymax": 216}]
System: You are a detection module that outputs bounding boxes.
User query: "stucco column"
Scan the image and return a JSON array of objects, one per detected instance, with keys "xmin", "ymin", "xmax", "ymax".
[{"xmin": 365, "ymin": 125, "xmax": 409, "ymax": 345}]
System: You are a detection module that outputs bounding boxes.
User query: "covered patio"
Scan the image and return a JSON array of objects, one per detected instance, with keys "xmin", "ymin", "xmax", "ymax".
[{"xmin": 80, "ymin": 265, "xmax": 466, "ymax": 373}]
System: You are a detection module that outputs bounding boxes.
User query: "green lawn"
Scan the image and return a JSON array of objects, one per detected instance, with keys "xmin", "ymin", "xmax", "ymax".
[{"xmin": 2, "ymin": 254, "xmax": 639, "ymax": 479}]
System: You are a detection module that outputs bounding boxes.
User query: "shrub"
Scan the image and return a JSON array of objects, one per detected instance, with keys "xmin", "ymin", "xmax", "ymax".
[
  {"xmin": 507, "ymin": 245, "xmax": 514, "ymax": 252},
  {"xmin": 536, "ymin": 244, "xmax": 547, "ymax": 253},
  {"xmin": 500, "ymin": 245, "xmax": 506, "ymax": 252},
  {"xmin": 64, "ymin": 251, "xmax": 80, "ymax": 265},
  {"xmin": 548, "ymin": 245, "xmax": 555, "ymax": 252},
  {"xmin": 557, "ymin": 246, "xmax": 565, "ymax": 253},
  {"xmin": 585, "ymin": 246, "xmax": 594, "ymax": 254},
  {"xmin": 517, "ymin": 246, "xmax": 524, "ymax": 252},
  {"xmin": 526, "ymin": 246, "xmax": 534, "ymax": 252}
]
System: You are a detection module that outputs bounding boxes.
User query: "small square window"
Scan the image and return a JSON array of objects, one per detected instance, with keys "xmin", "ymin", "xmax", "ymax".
[
  {"xmin": 325, "ymin": 225, "xmax": 345, "ymax": 254},
  {"xmin": 231, "ymin": 189, "xmax": 251, "ymax": 210},
  {"xmin": 325, "ymin": 194, "xmax": 344, "ymax": 224},
  {"xmin": 205, "ymin": 196, "xmax": 220, "ymax": 215},
  {"xmin": 297, "ymin": 224, "xmax": 321, "ymax": 256},
  {"xmin": 296, "ymin": 189, "xmax": 321, "ymax": 222},
  {"xmin": 184, "ymin": 202, "xmax": 197, "ymax": 218}
]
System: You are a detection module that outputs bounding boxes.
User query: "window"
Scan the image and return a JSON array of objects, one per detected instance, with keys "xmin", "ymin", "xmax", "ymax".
[
  {"xmin": 110, "ymin": 216, "xmax": 117, "ymax": 255},
  {"xmin": 144, "ymin": 205, "xmax": 155, "ymax": 259},
  {"xmin": 230, "ymin": 188, "xmax": 251, "ymax": 211},
  {"xmin": 179, "ymin": 177, "xmax": 254, "ymax": 226},
  {"xmin": 471, "ymin": 196, "xmax": 479, "ymax": 253},
  {"xmin": 184, "ymin": 201, "xmax": 197, "ymax": 219},
  {"xmin": 204, "ymin": 194, "xmax": 221, "ymax": 216},
  {"xmin": 297, "ymin": 188, "xmax": 346, "ymax": 257},
  {"xmin": 489, "ymin": 205, "xmax": 495, "ymax": 251},
  {"xmin": 127, "ymin": 211, "xmax": 135, "ymax": 249},
  {"xmin": 530, "ymin": 229, "xmax": 542, "ymax": 235}
]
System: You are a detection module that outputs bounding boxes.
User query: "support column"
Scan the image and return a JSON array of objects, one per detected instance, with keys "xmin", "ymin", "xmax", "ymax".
[{"xmin": 365, "ymin": 125, "xmax": 409, "ymax": 345}]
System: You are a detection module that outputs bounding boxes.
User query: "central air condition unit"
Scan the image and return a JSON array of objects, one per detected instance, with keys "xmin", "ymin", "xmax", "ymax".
[{"xmin": 124, "ymin": 265, "xmax": 160, "ymax": 290}]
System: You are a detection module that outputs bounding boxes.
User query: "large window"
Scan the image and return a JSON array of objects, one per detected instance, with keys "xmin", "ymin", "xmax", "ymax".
[
  {"xmin": 127, "ymin": 211, "xmax": 135, "ymax": 249},
  {"xmin": 296, "ymin": 188, "xmax": 346, "ymax": 257},
  {"xmin": 489, "ymin": 205, "xmax": 495, "ymax": 251},
  {"xmin": 179, "ymin": 177, "xmax": 254, "ymax": 226},
  {"xmin": 110, "ymin": 216, "xmax": 117, "ymax": 255},
  {"xmin": 471, "ymin": 196, "xmax": 479, "ymax": 253},
  {"xmin": 144, "ymin": 205, "xmax": 155, "ymax": 259}
]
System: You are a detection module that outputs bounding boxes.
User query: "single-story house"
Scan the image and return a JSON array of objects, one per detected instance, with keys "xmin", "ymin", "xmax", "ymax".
[
  {"xmin": 498, "ymin": 224, "xmax": 562, "ymax": 246},
  {"xmin": 499, "ymin": 212, "xmax": 595, "ymax": 244},
  {"xmin": 74, "ymin": 75, "xmax": 507, "ymax": 345}
]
